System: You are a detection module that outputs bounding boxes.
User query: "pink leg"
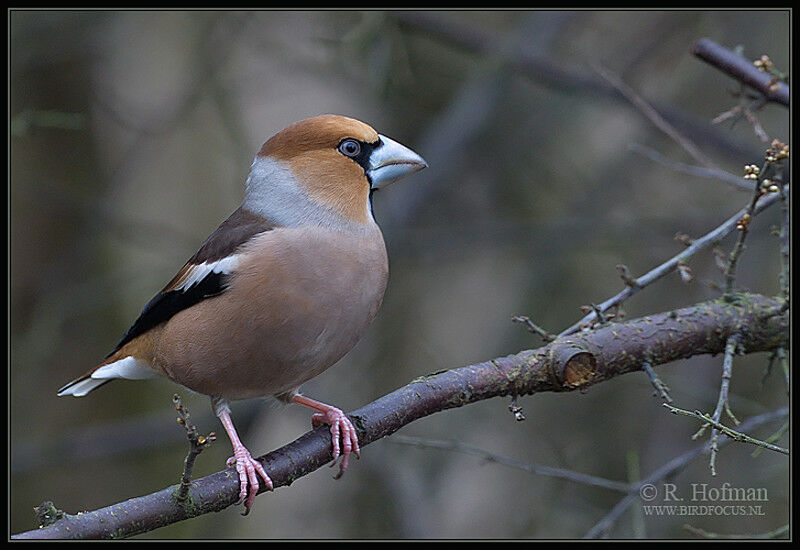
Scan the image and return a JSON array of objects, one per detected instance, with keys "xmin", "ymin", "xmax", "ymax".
[
  {"xmin": 291, "ymin": 395, "xmax": 360, "ymax": 478},
  {"xmin": 216, "ymin": 408, "xmax": 272, "ymax": 515}
]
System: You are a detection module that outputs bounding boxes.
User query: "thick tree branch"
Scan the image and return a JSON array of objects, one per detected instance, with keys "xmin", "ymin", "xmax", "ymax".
[{"xmin": 13, "ymin": 293, "xmax": 788, "ymax": 539}]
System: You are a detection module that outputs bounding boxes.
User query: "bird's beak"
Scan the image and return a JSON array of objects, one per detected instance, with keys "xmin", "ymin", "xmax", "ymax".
[{"xmin": 368, "ymin": 134, "xmax": 427, "ymax": 190}]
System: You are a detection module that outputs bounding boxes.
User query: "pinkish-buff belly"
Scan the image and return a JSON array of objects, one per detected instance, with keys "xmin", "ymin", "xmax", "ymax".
[{"xmin": 153, "ymin": 227, "xmax": 387, "ymax": 400}]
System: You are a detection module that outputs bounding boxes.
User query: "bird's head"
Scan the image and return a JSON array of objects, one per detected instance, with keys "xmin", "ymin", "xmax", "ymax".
[{"xmin": 244, "ymin": 115, "xmax": 427, "ymax": 227}]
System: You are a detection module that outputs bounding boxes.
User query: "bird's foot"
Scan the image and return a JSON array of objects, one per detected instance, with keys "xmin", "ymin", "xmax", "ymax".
[
  {"xmin": 310, "ymin": 406, "xmax": 360, "ymax": 478},
  {"xmin": 226, "ymin": 446, "xmax": 272, "ymax": 515}
]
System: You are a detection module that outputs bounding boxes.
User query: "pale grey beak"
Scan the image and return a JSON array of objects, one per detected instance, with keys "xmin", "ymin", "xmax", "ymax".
[{"xmin": 368, "ymin": 134, "xmax": 427, "ymax": 190}]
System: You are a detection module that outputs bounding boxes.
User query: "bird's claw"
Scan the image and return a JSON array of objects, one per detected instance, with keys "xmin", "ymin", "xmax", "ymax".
[
  {"xmin": 227, "ymin": 447, "xmax": 272, "ymax": 515},
  {"xmin": 310, "ymin": 408, "xmax": 360, "ymax": 478}
]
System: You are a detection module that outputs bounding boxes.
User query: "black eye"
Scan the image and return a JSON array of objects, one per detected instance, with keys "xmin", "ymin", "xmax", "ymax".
[{"xmin": 338, "ymin": 139, "xmax": 361, "ymax": 158}]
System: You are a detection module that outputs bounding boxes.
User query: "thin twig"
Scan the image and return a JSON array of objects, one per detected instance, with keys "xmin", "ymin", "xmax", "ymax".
[
  {"xmin": 577, "ymin": 303, "xmax": 611, "ymax": 330},
  {"xmin": 641, "ymin": 360, "xmax": 672, "ymax": 403},
  {"xmin": 725, "ymin": 140, "xmax": 789, "ymax": 294},
  {"xmin": 389, "ymin": 434, "xmax": 632, "ymax": 492},
  {"xmin": 760, "ymin": 348, "xmax": 778, "ymax": 388},
  {"xmin": 712, "ymin": 83, "xmax": 771, "ymax": 143},
  {"xmin": 625, "ymin": 451, "xmax": 646, "ymax": 539},
  {"xmin": 559, "ymin": 186, "xmax": 787, "ymax": 337},
  {"xmin": 712, "ymin": 336, "xmax": 739, "ymax": 426},
  {"xmin": 584, "ymin": 407, "xmax": 788, "ymax": 538},
  {"xmin": 664, "ymin": 404, "xmax": 788, "ymax": 456},
  {"xmin": 628, "ymin": 143, "xmax": 752, "ymax": 191},
  {"xmin": 711, "ymin": 93, "xmax": 768, "ymax": 133},
  {"xmin": 751, "ymin": 421, "xmax": 789, "ymax": 458},
  {"xmin": 593, "ymin": 62, "xmax": 716, "ymax": 169},
  {"xmin": 616, "ymin": 264, "xmax": 640, "ymax": 288},
  {"xmin": 777, "ymin": 347, "xmax": 789, "ymax": 394},
  {"xmin": 707, "ymin": 335, "xmax": 740, "ymax": 475},
  {"xmin": 723, "ymin": 173, "xmax": 767, "ymax": 293},
  {"xmin": 741, "ymin": 102, "xmax": 771, "ymax": 143},
  {"xmin": 511, "ymin": 315, "xmax": 556, "ymax": 342}
]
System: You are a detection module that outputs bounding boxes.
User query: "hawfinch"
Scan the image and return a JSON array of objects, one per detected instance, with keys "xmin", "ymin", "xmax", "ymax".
[{"xmin": 58, "ymin": 115, "xmax": 427, "ymax": 514}]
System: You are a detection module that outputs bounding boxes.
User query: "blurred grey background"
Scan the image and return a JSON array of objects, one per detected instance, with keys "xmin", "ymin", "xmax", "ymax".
[{"xmin": 10, "ymin": 10, "xmax": 789, "ymax": 539}]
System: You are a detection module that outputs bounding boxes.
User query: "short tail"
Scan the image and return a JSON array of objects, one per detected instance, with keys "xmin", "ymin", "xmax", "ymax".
[{"xmin": 57, "ymin": 355, "xmax": 158, "ymax": 397}]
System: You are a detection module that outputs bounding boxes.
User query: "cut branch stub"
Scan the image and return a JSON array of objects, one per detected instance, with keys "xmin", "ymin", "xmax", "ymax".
[{"xmin": 550, "ymin": 343, "xmax": 598, "ymax": 389}]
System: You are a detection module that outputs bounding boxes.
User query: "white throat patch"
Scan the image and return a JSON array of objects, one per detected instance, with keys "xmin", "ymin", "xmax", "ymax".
[{"xmin": 242, "ymin": 156, "xmax": 373, "ymax": 229}]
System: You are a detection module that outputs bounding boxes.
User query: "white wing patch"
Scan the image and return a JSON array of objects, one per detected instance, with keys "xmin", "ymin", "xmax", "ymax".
[{"xmin": 170, "ymin": 255, "xmax": 240, "ymax": 292}]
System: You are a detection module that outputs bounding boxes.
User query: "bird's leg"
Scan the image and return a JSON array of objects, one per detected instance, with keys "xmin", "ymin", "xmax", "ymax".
[
  {"xmin": 213, "ymin": 398, "xmax": 272, "ymax": 515},
  {"xmin": 290, "ymin": 394, "xmax": 360, "ymax": 478}
]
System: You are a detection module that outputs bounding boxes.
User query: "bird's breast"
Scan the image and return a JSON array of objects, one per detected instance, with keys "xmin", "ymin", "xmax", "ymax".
[{"xmin": 153, "ymin": 225, "xmax": 388, "ymax": 399}]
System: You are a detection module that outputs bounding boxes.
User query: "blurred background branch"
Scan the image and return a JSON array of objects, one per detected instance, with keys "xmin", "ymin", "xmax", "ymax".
[
  {"xmin": 393, "ymin": 11, "xmax": 764, "ymax": 162},
  {"xmin": 584, "ymin": 406, "xmax": 789, "ymax": 539}
]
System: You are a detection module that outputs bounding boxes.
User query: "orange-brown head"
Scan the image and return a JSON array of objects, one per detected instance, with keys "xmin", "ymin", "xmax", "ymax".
[{"xmin": 245, "ymin": 115, "xmax": 426, "ymax": 226}]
